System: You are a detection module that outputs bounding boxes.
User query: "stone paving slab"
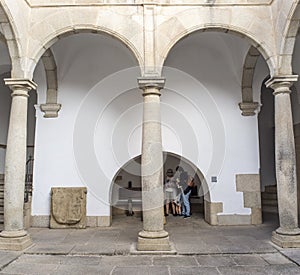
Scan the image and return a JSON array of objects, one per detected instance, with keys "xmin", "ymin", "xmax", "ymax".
[
  {"xmin": 152, "ymin": 255, "xmax": 198, "ymax": 266},
  {"xmin": 280, "ymin": 248, "xmax": 300, "ymax": 265},
  {"xmin": 0, "ymin": 251, "xmax": 21, "ymax": 269},
  {"xmin": 25, "ymin": 243, "xmax": 75, "ymax": 255},
  {"xmin": 231, "ymin": 255, "xmax": 268, "ymax": 266},
  {"xmin": 196, "ymin": 255, "xmax": 236, "ymax": 267},
  {"xmin": 0, "ymin": 262, "xmax": 59, "ymax": 275},
  {"xmin": 100, "ymin": 255, "xmax": 152, "ymax": 266},
  {"xmin": 15, "ymin": 254, "xmax": 63, "ymax": 264},
  {"xmin": 170, "ymin": 266, "xmax": 220, "ymax": 275},
  {"xmin": 0, "ymin": 214, "xmax": 300, "ymax": 274},
  {"xmin": 54, "ymin": 264, "xmax": 113, "ymax": 275},
  {"xmin": 260, "ymin": 252, "xmax": 292, "ymax": 265},
  {"xmin": 218, "ymin": 264, "xmax": 300, "ymax": 275},
  {"xmin": 0, "ymin": 254, "xmax": 300, "ymax": 274},
  {"xmin": 70, "ymin": 243, "xmax": 116, "ymax": 255},
  {"xmin": 113, "ymin": 266, "xmax": 169, "ymax": 275}
]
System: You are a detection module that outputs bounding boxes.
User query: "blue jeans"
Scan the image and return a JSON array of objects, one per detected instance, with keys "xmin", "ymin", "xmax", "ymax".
[{"xmin": 181, "ymin": 190, "xmax": 191, "ymax": 216}]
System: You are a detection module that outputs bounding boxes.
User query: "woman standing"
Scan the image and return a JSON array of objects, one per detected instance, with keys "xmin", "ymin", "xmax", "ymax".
[{"xmin": 164, "ymin": 169, "xmax": 176, "ymax": 216}]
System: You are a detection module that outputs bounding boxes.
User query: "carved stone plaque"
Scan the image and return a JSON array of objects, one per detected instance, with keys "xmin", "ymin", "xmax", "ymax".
[{"xmin": 50, "ymin": 187, "xmax": 87, "ymax": 228}]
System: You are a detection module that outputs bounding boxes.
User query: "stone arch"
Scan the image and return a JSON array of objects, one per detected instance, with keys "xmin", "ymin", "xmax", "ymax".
[
  {"xmin": 109, "ymin": 151, "xmax": 212, "ymax": 222},
  {"xmin": 40, "ymin": 48, "xmax": 61, "ymax": 118},
  {"xmin": 159, "ymin": 25, "xmax": 275, "ymax": 76},
  {"xmin": 280, "ymin": 2, "xmax": 300, "ymax": 75},
  {"xmin": 239, "ymin": 46, "xmax": 260, "ymax": 116},
  {"xmin": 0, "ymin": 2, "xmax": 22, "ymax": 77},
  {"xmin": 28, "ymin": 25, "xmax": 142, "ymax": 78}
]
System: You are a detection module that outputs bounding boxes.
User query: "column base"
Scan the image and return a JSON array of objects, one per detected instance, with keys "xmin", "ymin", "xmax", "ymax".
[
  {"xmin": 272, "ymin": 230, "xmax": 300, "ymax": 248},
  {"xmin": 137, "ymin": 230, "xmax": 171, "ymax": 251},
  {"xmin": 0, "ymin": 230, "xmax": 32, "ymax": 251}
]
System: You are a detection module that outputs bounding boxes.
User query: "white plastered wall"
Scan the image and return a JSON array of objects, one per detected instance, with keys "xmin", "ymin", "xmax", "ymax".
[
  {"xmin": 32, "ymin": 32, "xmax": 264, "ymax": 219},
  {"xmin": 164, "ymin": 32, "xmax": 261, "ymax": 215}
]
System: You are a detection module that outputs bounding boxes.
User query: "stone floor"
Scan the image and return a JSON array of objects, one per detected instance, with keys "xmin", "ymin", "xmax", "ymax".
[{"xmin": 0, "ymin": 213, "xmax": 300, "ymax": 274}]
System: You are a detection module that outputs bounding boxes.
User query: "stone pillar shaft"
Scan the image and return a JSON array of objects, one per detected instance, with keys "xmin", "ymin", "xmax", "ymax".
[
  {"xmin": 4, "ymin": 87, "xmax": 28, "ymax": 232},
  {"xmin": 0, "ymin": 79, "xmax": 37, "ymax": 250},
  {"xmin": 137, "ymin": 77, "xmax": 171, "ymax": 251},
  {"xmin": 141, "ymin": 90, "xmax": 164, "ymax": 231},
  {"xmin": 266, "ymin": 75, "xmax": 300, "ymax": 248}
]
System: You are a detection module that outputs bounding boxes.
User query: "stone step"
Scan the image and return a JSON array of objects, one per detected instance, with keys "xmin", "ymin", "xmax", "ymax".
[
  {"xmin": 261, "ymin": 192, "xmax": 277, "ymax": 200},
  {"xmin": 262, "ymin": 199, "xmax": 278, "ymax": 206},
  {"xmin": 264, "ymin": 185, "xmax": 277, "ymax": 193},
  {"xmin": 262, "ymin": 205, "xmax": 278, "ymax": 213}
]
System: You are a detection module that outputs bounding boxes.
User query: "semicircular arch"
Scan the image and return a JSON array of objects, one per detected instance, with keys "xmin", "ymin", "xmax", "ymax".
[
  {"xmin": 280, "ymin": 1, "xmax": 300, "ymax": 75},
  {"xmin": 160, "ymin": 25, "xmax": 275, "ymax": 76},
  {"xmin": 109, "ymin": 151, "xmax": 211, "ymax": 205},
  {"xmin": 28, "ymin": 24, "xmax": 143, "ymax": 78},
  {"xmin": 0, "ymin": 2, "xmax": 22, "ymax": 77}
]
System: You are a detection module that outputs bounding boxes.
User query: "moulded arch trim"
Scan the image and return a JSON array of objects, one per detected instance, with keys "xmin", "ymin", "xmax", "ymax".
[
  {"xmin": 160, "ymin": 25, "xmax": 275, "ymax": 77},
  {"xmin": 28, "ymin": 24, "xmax": 143, "ymax": 78},
  {"xmin": 239, "ymin": 46, "xmax": 260, "ymax": 116},
  {"xmin": 109, "ymin": 151, "xmax": 211, "ymax": 205},
  {"xmin": 280, "ymin": 1, "xmax": 300, "ymax": 75},
  {"xmin": 0, "ymin": 2, "xmax": 22, "ymax": 77}
]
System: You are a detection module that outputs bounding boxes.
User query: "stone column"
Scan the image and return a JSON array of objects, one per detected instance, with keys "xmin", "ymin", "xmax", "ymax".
[
  {"xmin": 266, "ymin": 75, "xmax": 300, "ymax": 248},
  {"xmin": 137, "ymin": 77, "xmax": 171, "ymax": 251},
  {"xmin": 0, "ymin": 78, "xmax": 37, "ymax": 250}
]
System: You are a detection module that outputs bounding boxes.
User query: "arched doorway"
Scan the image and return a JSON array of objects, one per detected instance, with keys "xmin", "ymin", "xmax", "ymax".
[{"xmin": 110, "ymin": 152, "xmax": 209, "ymax": 222}]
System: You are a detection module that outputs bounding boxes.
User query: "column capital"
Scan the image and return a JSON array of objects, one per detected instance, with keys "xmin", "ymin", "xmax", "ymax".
[
  {"xmin": 265, "ymin": 75, "xmax": 298, "ymax": 95},
  {"xmin": 4, "ymin": 78, "xmax": 37, "ymax": 97},
  {"xmin": 138, "ymin": 77, "xmax": 165, "ymax": 96}
]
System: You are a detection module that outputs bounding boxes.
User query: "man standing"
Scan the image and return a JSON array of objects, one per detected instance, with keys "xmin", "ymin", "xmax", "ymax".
[{"xmin": 180, "ymin": 172, "xmax": 193, "ymax": 218}]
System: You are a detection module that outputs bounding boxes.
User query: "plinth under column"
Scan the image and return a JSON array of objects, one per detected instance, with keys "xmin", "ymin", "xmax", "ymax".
[
  {"xmin": 272, "ymin": 228, "xmax": 300, "ymax": 248},
  {"xmin": 137, "ymin": 230, "xmax": 172, "ymax": 251},
  {"xmin": 0, "ymin": 230, "xmax": 32, "ymax": 250}
]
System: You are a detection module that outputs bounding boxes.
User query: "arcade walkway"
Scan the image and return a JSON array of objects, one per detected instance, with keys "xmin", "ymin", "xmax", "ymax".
[{"xmin": 0, "ymin": 214, "xmax": 299, "ymax": 274}]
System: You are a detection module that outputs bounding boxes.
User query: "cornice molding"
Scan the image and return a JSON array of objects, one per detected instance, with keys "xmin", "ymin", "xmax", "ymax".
[{"xmin": 24, "ymin": 0, "xmax": 273, "ymax": 8}]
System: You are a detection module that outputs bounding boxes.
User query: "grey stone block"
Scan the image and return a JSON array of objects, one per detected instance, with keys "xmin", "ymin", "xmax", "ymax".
[
  {"xmin": 243, "ymin": 192, "xmax": 261, "ymax": 208},
  {"xmin": 217, "ymin": 214, "xmax": 251, "ymax": 225},
  {"xmin": 231, "ymin": 255, "xmax": 268, "ymax": 266},
  {"xmin": 0, "ymin": 262, "xmax": 59, "ymax": 275},
  {"xmin": 70, "ymin": 244, "xmax": 115, "ymax": 255},
  {"xmin": 196, "ymin": 255, "xmax": 236, "ymax": 267},
  {"xmin": 153, "ymin": 256, "xmax": 198, "ymax": 266},
  {"xmin": 0, "ymin": 251, "xmax": 21, "ymax": 268},
  {"xmin": 236, "ymin": 174, "xmax": 260, "ymax": 192},
  {"xmin": 25, "ymin": 243, "xmax": 75, "ymax": 255},
  {"xmin": 100, "ymin": 255, "xmax": 152, "ymax": 266},
  {"xmin": 170, "ymin": 267, "xmax": 220, "ymax": 275},
  {"xmin": 55, "ymin": 264, "xmax": 112, "ymax": 275},
  {"xmin": 113, "ymin": 266, "xmax": 169, "ymax": 275},
  {"xmin": 260, "ymin": 253, "xmax": 291, "ymax": 265},
  {"xmin": 280, "ymin": 249, "xmax": 300, "ymax": 265}
]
